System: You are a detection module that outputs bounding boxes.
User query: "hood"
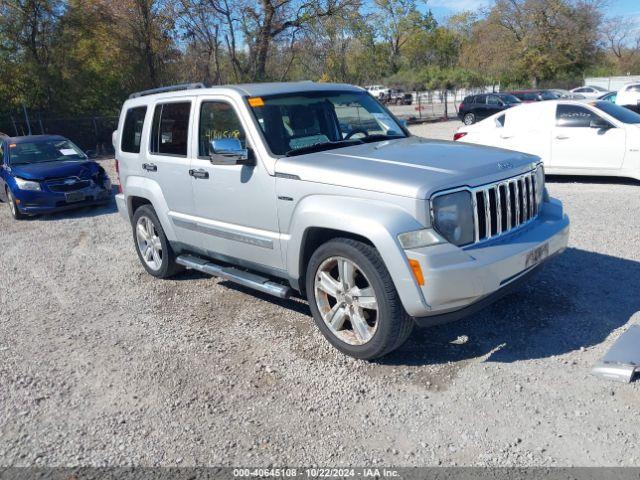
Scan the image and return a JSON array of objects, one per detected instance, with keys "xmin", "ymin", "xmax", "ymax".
[
  {"xmin": 9, "ymin": 160, "xmax": 100, "ymax": 181},
  {"xmin": 275, "ymin": 137, "xmax": 539, "ymax": 199}
]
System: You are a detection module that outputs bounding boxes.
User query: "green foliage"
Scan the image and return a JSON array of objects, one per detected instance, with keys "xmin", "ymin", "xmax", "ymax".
[{"xmin": 0, "ymin": 0, "xmax": 634, "ymax": 119}]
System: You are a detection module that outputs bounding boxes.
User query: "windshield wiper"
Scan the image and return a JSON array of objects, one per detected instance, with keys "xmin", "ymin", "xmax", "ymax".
[
  {"xmin": 359, "ymin": 134, "xmax": 405, "ymax": 143},
  {"xmin": 285, "ymin": 140, "xmax": 363, "ymax": 157}
]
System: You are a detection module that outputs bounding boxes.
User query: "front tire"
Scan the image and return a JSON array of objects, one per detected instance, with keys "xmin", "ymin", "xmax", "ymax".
[
  {"xmin": 6, "ymin": 188, "xmax": 25, "ymax": 220},
  {"xmin": 463, "ymin": 112, "xmax": 476, "ymax": 125},
  {"xmin": 132, "ymin": 205, "xmax": 179, "ymax": 278},
  {"xmin": 305, "ymin": 238, "xmax": 414, "ymax": 360}
]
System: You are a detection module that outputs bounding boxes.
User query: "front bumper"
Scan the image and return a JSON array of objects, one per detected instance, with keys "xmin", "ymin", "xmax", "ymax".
[
  {"xmin": 14, "ymin": 184, "xmax": 112, "ymax": 215},
  {"xmin": 402, "ymin": 198, "xmax": 569, "ymax": 323}
]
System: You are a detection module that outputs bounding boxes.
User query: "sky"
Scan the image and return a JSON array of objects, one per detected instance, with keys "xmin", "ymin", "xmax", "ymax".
[{"xmin": 427, "ymin": 0, "xmax": 640, "ymax": 23}]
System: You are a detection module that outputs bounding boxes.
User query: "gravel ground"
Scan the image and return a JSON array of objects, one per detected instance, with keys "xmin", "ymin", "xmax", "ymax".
[{"xmin": 1, "ymin": 120, "xmax": 639, "ymax": 467}]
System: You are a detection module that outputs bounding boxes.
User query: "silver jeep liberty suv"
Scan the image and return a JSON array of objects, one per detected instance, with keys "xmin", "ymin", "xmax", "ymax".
[{"xmin": 113, "ymin": 82, "xmax": 569, "ymax": 360}]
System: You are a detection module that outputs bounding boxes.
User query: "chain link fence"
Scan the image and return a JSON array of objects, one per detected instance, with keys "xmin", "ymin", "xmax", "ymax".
[{"xmin": 0, "ymin": 112, "xmax": 118, "ymax": 156}]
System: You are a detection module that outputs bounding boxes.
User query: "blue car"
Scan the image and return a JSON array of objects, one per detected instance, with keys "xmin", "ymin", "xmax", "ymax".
[{"xmin": 0, "ymin": 134, "xmax": 112, "ymax": 219}]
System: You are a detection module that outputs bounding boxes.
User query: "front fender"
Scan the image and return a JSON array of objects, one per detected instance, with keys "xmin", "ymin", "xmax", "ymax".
[
  {"xmin": 286, "ymin": 195, "xmax": 430, "ymax": 316},
  {"xmin": 124, "ymin": 175, "xmax": 178, "ymax": 242}
]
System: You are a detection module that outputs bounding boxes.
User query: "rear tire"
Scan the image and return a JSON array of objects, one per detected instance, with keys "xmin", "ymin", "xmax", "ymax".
[
  {"xmin": 463, "ymin": 112, "xmax": 476, "ymax": 125},
  {"xmin": 132, "ymin": 205, "xmax": 180, "ymax": 278},
  {"xmin": 6, "ymin": 188, "xmax": 25, "ymax": 220},
  {"xmin": 305, "ymin": 238, "xmax": 414, "ymax": 360}
]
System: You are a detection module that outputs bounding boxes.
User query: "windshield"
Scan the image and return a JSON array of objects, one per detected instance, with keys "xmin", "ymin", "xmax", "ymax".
[
  {"xmin": 594, "ymin": 101, "xmax": 640, "ymax": 124},
  {"xmin": 9, "ymin": 139, "xmax": 86, "ymax": 165},
  {"xmin": 499, "ymin": 94, "xmax": 521, "ymax": 104},
  {"xmin": 248, "ymin": 91, "xmax": 407, "ymax": 156},
  {"xmin": 540, "ymin": 91, "xmax": 559, "ymax": 100}
]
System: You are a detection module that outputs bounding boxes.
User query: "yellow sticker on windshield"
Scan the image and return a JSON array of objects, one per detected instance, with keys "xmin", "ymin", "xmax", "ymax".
[{"xmin": 248, "ymin": 97, "xmax": 265, "ymax": 107}]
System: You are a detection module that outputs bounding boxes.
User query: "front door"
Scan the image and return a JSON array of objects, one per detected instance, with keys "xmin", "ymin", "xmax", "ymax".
[
  {"xmin": 551, "ymin": 104, "xmax": 625, "ymax": 170},
  {"xmin": 186, "ymin": 97, "xmax": 282, "ymax": 271}
]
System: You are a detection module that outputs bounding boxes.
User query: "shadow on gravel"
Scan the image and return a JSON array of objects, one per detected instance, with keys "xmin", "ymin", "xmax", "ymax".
[
  {"xmin": 380, "ymin": 247, "xmax": 640, "ymax": 366},
  {"xmin": 546, "ymin": 175, "xmax": 640, "ymax": 186}
]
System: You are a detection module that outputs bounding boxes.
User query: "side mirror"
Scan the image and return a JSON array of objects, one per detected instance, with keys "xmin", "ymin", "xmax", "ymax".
[
  {"xmin": 590, "ymin": 118, "xmax": 612, "ymax": 129},
  {"xmin": 209, "ymin": 138, "xmax": 253, "ymax": 166}
]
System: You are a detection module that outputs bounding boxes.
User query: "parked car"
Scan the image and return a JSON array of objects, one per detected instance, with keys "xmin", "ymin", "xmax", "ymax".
[
  {"xmin": 599, "ymin": 91, "xmax": 617, "ymax": 103},
  {"xmin": 615, "ymin": 82, "xmax": 640, "ymax": 113},
  {"xmin": 0, "ymin": 134, "xmax": 112, "ymax": 219},
  {"xmin": 454, "ymin": 100, "xmax": 640, "ymax": 181},
  {"xmin": 570, "ymin": 85, "xmax": 610, "ymax": 99},
  {"xmin": 365, "ymin": 85, "xmax": 391, "ymax": 99},
  {"xmin": 510, "ymin": 90, "xmax": 559, "ymax": 102},
  {"xmin": 458, "ymin": 93, "xmax": 521, "ymax": 125},
  {"xmin": 387, "ymin": 89, "xmax": 413, "ymax": 105},
  {"xmin": 113, "ymin": 82, "xmax": 569, "ymax": 360},
  {"xmin": 549, "ymin": 89, "xmax": 585, "ymax": 100}
]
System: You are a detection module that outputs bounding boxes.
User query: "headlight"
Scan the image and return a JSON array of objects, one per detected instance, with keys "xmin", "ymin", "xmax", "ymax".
[
  {"xmin": 431, "ymin": 190, "xmax": 475, "ymax": 246},
  {"xmin": 534, "ymin": 165, "xmax": 545, "ymax": 207},
  {"xmin": 14, "ymin": 177, "xmax": 41, "ymax": 191}
]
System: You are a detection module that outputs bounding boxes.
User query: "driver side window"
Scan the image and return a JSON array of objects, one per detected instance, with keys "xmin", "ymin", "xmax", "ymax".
[
  {"xmin": 556, "ymin": 105, "xmax": 602, "ymax": 128},
  {"xmin": 199, "ymin": 101, "xmax": 247, "ymax": 157}
]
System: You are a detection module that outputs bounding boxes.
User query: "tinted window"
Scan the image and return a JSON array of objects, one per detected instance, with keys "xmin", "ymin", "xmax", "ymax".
[
  {"xmin": 594, "ymin": 101, "xmax": 640, "ymax": 124},
  {"xmin": 487, "ymin": 95, "xmax": 501, "ymax": 105},
  {"xmin": 556, "ymin": 105, "xmax": 600, "ymax": 128},
  {"xmin": 475, "ymin": 94, "xmax": 487, "ymax": 104},
  {"xmin": 121, "ymin": 106, "xmax": 147, "ymax": 153},
  {"xmin": 150, "ymin": 102, "xmax": 191, "ymax": 156},
  {"xmin": 496, "ymin": 114, "xmax": 506, "ymax": 127},
  {"xmin": 574, "ymin": 88, "xmax": 588, "ymax": 93},
  {"xmin": 626, "ymin": 85, "xmax": 640, "ymax": 93},
  {"xmin": 540, "ymin": 91, "xmax": 559, "ymax": 100},
  {"xmin": 199, "ymin": 102, "xmax": 247, "ymax": 157},
  {"xmin": 499, "ymin": 94, "xmax": 521, "ymax": 104}
]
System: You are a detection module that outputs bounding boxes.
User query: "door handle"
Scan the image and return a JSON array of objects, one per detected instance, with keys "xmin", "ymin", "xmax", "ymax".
[
  {"xmin": 189, "ymin": 169, "xmax": 209, "ymax": 179},
  {"xmin": 555, "ymin": 135, "xmax": 570, "ymax": 140},
  {"xmin": 500, "ymin": 134, "xmax": 513, "ymax": 139},
  {"xmin": 142, "ymin": 163, "xmax": 157, "ymax": 172}
]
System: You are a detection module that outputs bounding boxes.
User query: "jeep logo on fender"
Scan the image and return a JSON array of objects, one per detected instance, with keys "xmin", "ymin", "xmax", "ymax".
[{"xmin": 497, "ymin": 161, "xmax": 514, "ymax": 170}]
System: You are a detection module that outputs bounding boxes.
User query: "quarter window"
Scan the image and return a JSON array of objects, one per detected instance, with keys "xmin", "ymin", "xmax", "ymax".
[
  {"xmin": 150, "ymin": 102, "xmax": 191, "ymax": 156},
  {"xmin": 556, "ymin": 105, "xmax": 601, "ymax": 128},
  {"xmin": 121, "ymin": 106, "xmax": 147, "ymax": 154},
  {"xmin": 199, "ymin": 102, "xmax": 246, "ymax": 157}
]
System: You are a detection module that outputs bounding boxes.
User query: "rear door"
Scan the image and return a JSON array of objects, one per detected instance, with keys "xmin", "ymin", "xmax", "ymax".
[
  {"xmin": 551, "ymin": 104, "xmax": 625, "ymax": 170},
  {"xmin": 146, "ymin": 99, "xmax": 197, "ymax": 241}
]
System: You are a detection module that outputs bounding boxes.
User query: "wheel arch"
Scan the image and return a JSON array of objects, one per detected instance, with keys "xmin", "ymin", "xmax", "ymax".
[
  {"xmin": 123, "ymin": 177, "xmax": 178, "ymax": 241},
  {"xmin": 285, "ymin": 195, "xmax": 428, "ymax": 315}
]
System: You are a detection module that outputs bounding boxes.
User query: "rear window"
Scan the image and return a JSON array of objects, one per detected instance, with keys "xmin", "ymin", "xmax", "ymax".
[
  {"xmin": 150, "ymin": 102, "xmax": 191, "ymax": 157},
  {"xmin": 121, "ymin": 106, "xmax": 147, "ymax": 154}
]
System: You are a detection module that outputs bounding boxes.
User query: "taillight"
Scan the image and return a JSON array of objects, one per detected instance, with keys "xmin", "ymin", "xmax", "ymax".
[
  {"xmin": 453, "ymin": 132, "xmax": 468, "ymax": 141},
  {"xmin": 115, "ymin": 159, "xmax": 122, "ymax": 193},
  {"xmin": 458, "ymin": 103, "xmax": 464, "ymax": 111}
]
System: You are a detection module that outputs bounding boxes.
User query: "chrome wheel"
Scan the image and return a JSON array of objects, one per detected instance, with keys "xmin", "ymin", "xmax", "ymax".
[
  {"xmin": 314, "ymin": 256, "xmax": 379, "ymax": 345},
  {"xmin": 135, "ymin": 215, "xmax": 163, "ymax": 271}
]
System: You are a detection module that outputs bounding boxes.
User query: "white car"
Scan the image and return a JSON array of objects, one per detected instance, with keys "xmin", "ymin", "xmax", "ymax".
[
  {"xmin": 365, "ymin": 84, "xmax": 391, "ymax": 99},
  {"xmin": 615, "ymin": 82, "xmax": 640, "ymax": 112},
  {"xmin": 570, "ymin": 85, "xmax": 610, "ymax": 99},
  {"xmin": 454, "ymin": 100, "xmax": 640, "ymax": 181}
]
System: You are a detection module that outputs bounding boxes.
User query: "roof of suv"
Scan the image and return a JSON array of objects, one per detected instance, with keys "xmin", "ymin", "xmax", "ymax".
[{"xmin": 128, "ymin": 81, "xmax": 364, "ymax": 102}]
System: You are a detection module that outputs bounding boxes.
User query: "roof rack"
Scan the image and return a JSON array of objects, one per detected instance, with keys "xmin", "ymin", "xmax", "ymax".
[{"xmin": 129, "ymin": 83, "xmax": 207, "ymax": 99}]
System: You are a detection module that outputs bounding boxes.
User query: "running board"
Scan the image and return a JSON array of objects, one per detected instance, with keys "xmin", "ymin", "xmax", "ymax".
[{"xmin": 176, "ymin": 254, "xmax": 292, "ymax": 299}]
